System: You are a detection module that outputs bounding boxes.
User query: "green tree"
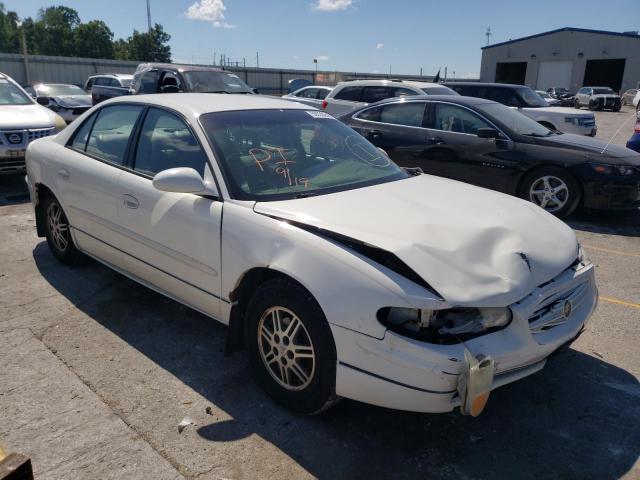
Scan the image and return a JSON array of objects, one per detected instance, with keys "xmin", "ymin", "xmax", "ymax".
[
  {"xmin": 124, "ymin": 24, "xmax": 171, "ymax": 62},
  {"xmin": 74, "ymin": 20, "xmax": 113, "ymax": 58},
  {"xmin": 0, "ymin": 3, "xmax": 20, "ymax": 53},
  {"xmin": 30, "ymin": 6, "xmax": 81, "ymax": 56},
  {"xmin": 113, "ymin": 38, "xmax": 130, "ymax": 60}
]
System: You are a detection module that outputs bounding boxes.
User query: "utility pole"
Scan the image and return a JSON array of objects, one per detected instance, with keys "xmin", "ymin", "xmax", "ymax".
[
  {"xmin": 444, "ymin": 66, "xmax": 447, "ymax": 81},
  {"xmin": 213, "ymin": 51, "xmax": 216, "ymax": 66},
  {"xmin": 420, "ymin": 67, "xmax": 423, "ymax": 77},
  {"xmin": 18, "ymin": 22, "xmax": 30, "ymax": 84},
  {"xmin": 486, "ymin": 26, "xmax": 492, "ymax": 45},
  {"xmin": 389, "ymin": 64, "xmax": 392, "ymax": 77},
  {"xmin": 146, "ymin": 0, "xmax": 152, "ymax": 32},
  {"xmin": 256, "ymin": 51, "xmax": 259, "ymax": 68}
]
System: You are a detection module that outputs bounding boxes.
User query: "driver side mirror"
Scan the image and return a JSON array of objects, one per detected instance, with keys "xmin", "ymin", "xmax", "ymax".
[
  {"xmin": 477, "ymin": 128, "xmax": 501, "ymax": 139},
  {"xmin": 36, "ymin": 97, "xmax": 50, "ymax": 106},
  {"xmin": 152, "ymin": 167, "xmax": 219, "ymax": 197}
]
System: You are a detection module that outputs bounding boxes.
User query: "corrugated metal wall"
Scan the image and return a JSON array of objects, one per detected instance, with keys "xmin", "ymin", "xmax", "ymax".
[{"xmin": 0, "ymin": 52, "xmax": 435, "ymax": 94}]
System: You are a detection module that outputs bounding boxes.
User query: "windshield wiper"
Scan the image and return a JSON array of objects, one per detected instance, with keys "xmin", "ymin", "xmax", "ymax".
[
  {"xmin": 294, "ymin": 192, "xmax": 316, "ymax": 199},
  {"xmin": 201, "ymin": 90, "xmax": 230, "ymax": 94}
]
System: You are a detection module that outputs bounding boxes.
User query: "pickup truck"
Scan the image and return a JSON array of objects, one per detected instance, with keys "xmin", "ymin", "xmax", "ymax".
[
  {"xmin": 89, "ymin": 63, "xmax": 254, "ymax": 105},
  {"xmin": 85, "ymin": 74, "xmax": 134, "ymax": 105}
]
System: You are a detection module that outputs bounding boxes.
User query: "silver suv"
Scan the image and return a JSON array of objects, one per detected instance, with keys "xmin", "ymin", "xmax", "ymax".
[{"xmin": 322, "ymin": 79, "xmax": 457, "ymax": 116}]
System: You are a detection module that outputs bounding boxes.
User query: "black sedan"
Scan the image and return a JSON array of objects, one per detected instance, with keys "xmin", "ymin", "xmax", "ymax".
[{"xmin": 339, "ymin": 95, "xmax": 640, "ymax": 218}]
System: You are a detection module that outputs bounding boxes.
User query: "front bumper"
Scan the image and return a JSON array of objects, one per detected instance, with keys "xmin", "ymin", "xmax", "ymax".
[
  {"xmin": 575, "ymin": 166, "xmax": 640, "ymax": 210},
  {"xmin": 333, "ymin": 261, "xmax": 597, "ymax": 413},
  {"xmin": 0, "ymin": 127, "xmax": 56, "ymax": 175}
]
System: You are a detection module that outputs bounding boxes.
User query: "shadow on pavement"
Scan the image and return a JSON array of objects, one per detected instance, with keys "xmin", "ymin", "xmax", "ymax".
[
  {"xmin": 33, "ymin": 242, "xmax": 640, "ymax": 480},
  {"xmin": 0, "ymin": 173, "xmax": 29, "ymax": 206}
]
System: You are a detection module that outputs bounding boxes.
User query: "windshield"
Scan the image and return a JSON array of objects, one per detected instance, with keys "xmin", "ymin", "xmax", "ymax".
[
  {"xmin": 0, "ymin": 80, "xmax": 33, "ymax": 105},
  {"xmin": 477, "ymin": 103, "xmax": 552, "ymax": 137},
  {"xmin": 593, "ymin": 87, "xmax": 614, "ymax": 95},
  {"xmin": 516, "ymin": 88, "xmax": 549, "ymax": 107},
  {"xmin": 422, "ymin": 86, "xmax": 458, "ymax": 95},
  {"xmin": 183, "ymin": 71, "xmax": 253, "ymax": 93},
  {"xmin": 36, "ymin": 84, "xmax": 86, "ymax": 96},
  {"xmin": 200, "ymin": 109, "xmax": 410, "ymax": 200}
]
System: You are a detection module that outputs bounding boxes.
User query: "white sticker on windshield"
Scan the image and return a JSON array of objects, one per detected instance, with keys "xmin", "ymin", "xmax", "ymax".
[{"xmin": 305, "ymin": 111, "xmax": 333, "ymax": 119}]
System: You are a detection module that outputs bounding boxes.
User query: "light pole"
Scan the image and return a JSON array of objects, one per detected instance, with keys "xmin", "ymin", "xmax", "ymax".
[{"xmin": 17, "ymin": 21, "xmax": 30, "ymax": 84}]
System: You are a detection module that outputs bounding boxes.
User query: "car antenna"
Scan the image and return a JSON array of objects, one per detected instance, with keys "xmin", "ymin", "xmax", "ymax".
[{"xmin": 600, "ymin": 110, "xmax": 638, "ymax": 155}]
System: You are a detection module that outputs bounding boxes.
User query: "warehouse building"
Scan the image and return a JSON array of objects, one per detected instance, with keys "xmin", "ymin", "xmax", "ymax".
[{"xmin": 480, "ymin": 27, "xmax": 640, "ymax": 93}]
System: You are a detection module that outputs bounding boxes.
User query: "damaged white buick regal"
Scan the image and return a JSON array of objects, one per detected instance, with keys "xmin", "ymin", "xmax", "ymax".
[{"xmin": 26, "ymin": 94, "xmax": 597, "ymax": 416}]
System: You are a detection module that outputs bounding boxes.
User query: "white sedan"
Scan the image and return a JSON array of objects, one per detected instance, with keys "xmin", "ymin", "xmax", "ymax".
[{"xmin": 26, "ymin": 94, "xmax": 597, "ymax": 416}]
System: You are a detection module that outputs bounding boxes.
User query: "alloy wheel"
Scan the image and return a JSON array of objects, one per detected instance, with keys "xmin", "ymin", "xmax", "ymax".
[
  {"xmin": 47, "ymin": 202, "xmax": 69, "ymax": 252},
  {"xmin": 528, "ymin": 175, "xmax": 569, "ymax": 213},
  {"xmin": 258, "ymin": 306, "xmax": 316, "ymax": 391}
]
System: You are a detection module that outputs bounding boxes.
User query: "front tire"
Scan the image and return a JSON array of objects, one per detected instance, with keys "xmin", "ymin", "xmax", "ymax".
[
  {"xmin": 245, "ymin": 277, "xmax": 338, "ymax": 414},
  {"xmin": 43, "ymin": 195, "xmax": 81, "ymax": 265},
  {"xmin": 520, "ymin": 167, "xmax": 580, "ymax": 218},
  {"xmin": 574, "ymin": 99, "xmax": 581, "ymax": 109}
]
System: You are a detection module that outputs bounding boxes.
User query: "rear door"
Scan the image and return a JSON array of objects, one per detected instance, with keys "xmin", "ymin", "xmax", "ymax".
[
  {"xmin": 350, "ymin": 101, "xmax": 429, "ymax": 167},
  {"xmin": 116, "ymin": 106, "xmax": 223, "ymax": 319},
  {"xmin": 57, "ymin": 104, "xmax": 144, "ymax": 266},
  {"xmin": 294, "ymin": 87, "xmax": 322, "ymax": 108}
]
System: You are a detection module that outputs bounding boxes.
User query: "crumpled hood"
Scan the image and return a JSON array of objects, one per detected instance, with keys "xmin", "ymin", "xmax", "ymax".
[
  {"xmin": 536, "ymin": 133, "xmax": 640, "ymax": 161},
  {"xmin": 50, "ymin": 95, "xmax": 91, "ymax": 108},
  {"xmin": 254, "ymin": 175, "xmax": 579, "ymax": 306},
  {"xmin": 0, "ymin": 104, "xmax": 57, "ymax": 129}
]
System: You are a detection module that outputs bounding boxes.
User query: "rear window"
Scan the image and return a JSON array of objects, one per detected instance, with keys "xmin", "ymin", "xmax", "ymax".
[
  {"xmin": 593, "ymin": 87, "xmax": 614, "ymax": 95},
  {"xmin": 421, "ymin": 86, "xmax": 458, "ymax": 95},
  {"xmin": 334, "ymin": 86, "xmax": 363, "ymax": 101},
  {"xmin": 361, "ymin": 86, "xmax": 391, "ymax": 103}
]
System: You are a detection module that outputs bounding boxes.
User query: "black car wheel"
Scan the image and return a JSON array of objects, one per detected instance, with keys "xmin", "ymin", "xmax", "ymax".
[
  {"xmin": 521, "ymin": 167, "xmax": 580, "ymax": 218},
  {"xmin": 43, "ymin": 195, "xmax": 82, "ymax": 264},
  {"xmin": 245, "ymin": 277, "xmax": 338, "ymax": 414},
  {"xmin": 574, "ymin": 99, "xmax": 581, "ymax": 109}
]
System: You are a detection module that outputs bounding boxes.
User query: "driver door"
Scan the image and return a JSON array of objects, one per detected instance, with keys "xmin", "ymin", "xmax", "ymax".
[{"xmin": 116, "ymin": 107, "xmax": 223, "ymax": 319}]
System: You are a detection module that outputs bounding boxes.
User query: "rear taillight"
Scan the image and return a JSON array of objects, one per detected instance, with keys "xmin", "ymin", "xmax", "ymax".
[
  {"xmin": 322, "ymin": 99, "xmax": 328, "ymax": 109},
  {"xmin": 635, "ymin": 122, "xmax": 640, "ymax": 133}
]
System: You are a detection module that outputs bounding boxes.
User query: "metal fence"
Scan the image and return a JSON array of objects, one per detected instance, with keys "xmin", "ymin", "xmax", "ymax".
[{"xmin": 0, "ymin": 52, "xmax": 442, "ymax": 94}]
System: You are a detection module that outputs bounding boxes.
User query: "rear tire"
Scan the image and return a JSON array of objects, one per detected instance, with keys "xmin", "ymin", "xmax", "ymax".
[
  {"xmin": 43, "ymin": 195, "xmax": 82, "ymax": 265},
  {"xmin": 520, "ymin": 167, "xmax": 581, "ymax": 219},
  {"xmin": 574, "ymin": 99, "xmax": 580, "ymax": 109},
  {"xmin": 245, "ymin": 277, "xmax": 338, "ymax": 415}
]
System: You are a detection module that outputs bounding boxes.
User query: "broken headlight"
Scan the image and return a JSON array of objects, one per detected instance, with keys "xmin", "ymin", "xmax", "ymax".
[{"xmin": 377, "ymin": 306, "xmax": 512, "ymax": 344}]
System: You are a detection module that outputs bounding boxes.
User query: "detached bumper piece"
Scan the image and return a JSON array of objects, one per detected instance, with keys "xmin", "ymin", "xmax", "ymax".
[{"xmin": 458, "ymin": 350, "xmax": 495, "ymax": 417}]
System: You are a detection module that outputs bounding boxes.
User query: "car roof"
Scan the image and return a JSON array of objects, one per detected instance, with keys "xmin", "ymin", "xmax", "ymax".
[
  {"xmin": 335, "ymin": 79, "xmax": 443, "ymax": 88},
  {"xmin": 103, "ymin": 93, "xmax": 311, "ymax": 118},
  {"xmin": 90, "ymin": 73, "xmax": 134, "ymax": 78},
  {"xmin": 443, "ymin": 82, "xmax": 529, "ymax": 89},
  {"xmin": 135, "ymin": 63, "xmax": 228, "ymax": 73},
  {"xmin": 366, "ymin": 94, "xmax": 495, "ymax": 107}
]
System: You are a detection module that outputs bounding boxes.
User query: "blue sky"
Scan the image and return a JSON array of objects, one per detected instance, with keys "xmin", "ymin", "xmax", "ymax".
[{"xmin": 6, "ymin": 0, "xmax": 640, "ymax": 77}]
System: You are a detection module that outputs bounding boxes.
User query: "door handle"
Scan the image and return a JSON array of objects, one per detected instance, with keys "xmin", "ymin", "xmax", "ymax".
[
  {"xmin": 57, "ymin": 168, "xmax": 70, "ymax": 180},
  {"xmin": 428, "ymin": 137, "xmax": 445, "ymax": 145},
  {"xmin": 122, "ymin": 194, "xmax": 139, "ymax": 209}
]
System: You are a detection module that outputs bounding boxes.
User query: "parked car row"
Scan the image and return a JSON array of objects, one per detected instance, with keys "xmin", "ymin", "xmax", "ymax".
[{"xmin": 25, "ymin": 93, "xmax": 599, "ymax": 417}]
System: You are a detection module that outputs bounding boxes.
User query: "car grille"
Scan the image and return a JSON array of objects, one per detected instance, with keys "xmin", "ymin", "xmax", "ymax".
[
  {"xmin": 528, "ymin": 282, "xmax": 589, "ymax": 333},
  {"xmin": 27, "ymin": 128, "xmax": 56, "ymax": 141}
]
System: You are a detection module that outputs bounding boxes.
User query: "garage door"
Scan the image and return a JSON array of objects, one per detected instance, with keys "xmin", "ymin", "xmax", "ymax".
[{"xmin": 536, "ymin": 61, "xmax": 573, "ymax": 91}]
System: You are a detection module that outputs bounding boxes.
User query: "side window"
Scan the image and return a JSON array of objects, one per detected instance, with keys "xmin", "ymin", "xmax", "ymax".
[
  {"xmin": 487, "ymin": 88, "xmax": 521, "ymax": 107},
  {"xmin": 134, "ymin": 108, "xmax": 207, "ymax": 177},
  {"xmin": 334, "ymin": 86, "xmax": 363, "ymax": 101},
  {"xmin": 85, "ymin": 78, "xmax": 94, "ymax": 91},
  {"xmin": 316, "ymin": 89, "xmax": 330, "ymax": 100},
  {"xmin": 24, "ymin": 86, "xmax": 35, "ymax": 97},
  {"xmin": 86, "ymin": 105, "xmax": 144, "ymax": 165},
  {"xmin": 379, "ymin": 102, "xmax": 427, "ymax": 127},
  {"xmin": 431, "ymin": 103, "xmax": 491, "ymax": 135},
  {"xmin": 69, "ymin": 112, "xmax": 98, "ymax": 151},
  {"xmin": 392, "ymin": 87, "xmax": 418, "ymax": 97},
  {"xmin": 361, "ymin": 86, "xmax": 392, "ymax": 103},
  {"xmin": 299, "ymin": 88, "xmax": 318, "ymax": 98},
  {"xmin": 139, "ymin": 70, "xmax": 161, "ymax": 94},
  {"xmin": 107, "ymin": 78, "xmax": 120, "ymax": 87},
  {"xmin": 356, "ymin": 106, "xmax": 382, "ymax": 122}
]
